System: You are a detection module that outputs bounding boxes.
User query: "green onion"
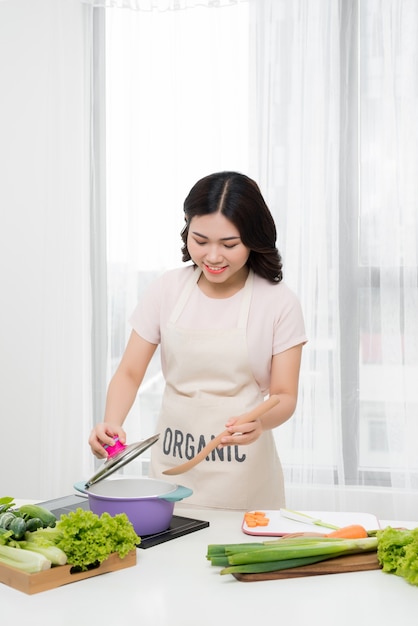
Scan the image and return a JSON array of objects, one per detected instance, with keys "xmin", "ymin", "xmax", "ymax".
[
  {"xmin": 206, "ymin": 536, "xmax": 378, "ymax": 576},
  {"xmin": 207, "ymin": 542, "xmax": 263, "ymax": 559},
  {"xmin": 220, "ymin": 554, "xmax": 335, "ymax": 576},
  {"xmin": 227, "ymin": 538, "xmax": 377, "ymax": 565}
]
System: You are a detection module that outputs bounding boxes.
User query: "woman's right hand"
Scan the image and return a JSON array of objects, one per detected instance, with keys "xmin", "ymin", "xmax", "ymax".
[{"xmin": 88, "ymin": 423, "xmax": 127, "ymax": 459}]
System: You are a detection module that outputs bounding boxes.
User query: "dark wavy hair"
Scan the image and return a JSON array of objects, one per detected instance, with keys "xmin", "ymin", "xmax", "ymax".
[{"xmin": 181, "ymin": 171, "xmax": 283, "ymax": 283}]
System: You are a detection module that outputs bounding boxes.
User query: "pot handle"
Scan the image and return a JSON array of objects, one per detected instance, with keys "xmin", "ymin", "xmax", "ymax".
[
  {"xmin": 159, "ymin": 485, "xmax": 193, "ymax": 502},
  {"xmin": 73, "ymin": 480, "xmax": 89, "ymax": 494}
]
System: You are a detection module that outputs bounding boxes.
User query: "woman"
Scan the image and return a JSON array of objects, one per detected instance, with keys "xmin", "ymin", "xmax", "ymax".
[{"xmin": 89, "ymin": 171, "xmax": 307, "ymax": 510}]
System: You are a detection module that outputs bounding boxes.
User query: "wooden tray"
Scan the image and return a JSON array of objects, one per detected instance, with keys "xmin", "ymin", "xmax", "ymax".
[
  {"xmin": 232, "ymin": 552, "xmax": 381, "ymax": 582},
  {"xmin": 0, "ymin": 549, "xmax": 137, "ymax": 595}
]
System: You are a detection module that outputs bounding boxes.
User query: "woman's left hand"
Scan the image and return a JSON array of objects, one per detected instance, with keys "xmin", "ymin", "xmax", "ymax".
[
  {"xmin": 219, "ymin": 344, "xmax": 304, "ymax": 448},
  {"xmin": 219, "ymin": 415, "xmax": 263, "ymax": 447}
]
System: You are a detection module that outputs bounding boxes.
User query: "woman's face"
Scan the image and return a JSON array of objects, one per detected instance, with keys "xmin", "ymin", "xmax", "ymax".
[{"xmin": 187, "ymin": 212, "xmax": 250, "ymax": 289}]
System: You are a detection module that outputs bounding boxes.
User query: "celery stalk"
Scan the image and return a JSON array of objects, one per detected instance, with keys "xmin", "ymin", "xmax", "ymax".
[
  {"xmin": 0, "ymin": 544, "xmax": 51, "ymax": 573},
  {"xmin": 20, "ymin": 542, "xmax": 67, "ymax": 566}
]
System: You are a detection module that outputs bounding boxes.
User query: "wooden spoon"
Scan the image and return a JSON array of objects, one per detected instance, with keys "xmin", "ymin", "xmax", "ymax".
[{"xmin": 162, "ymin": 394, "xmax": 280, "ymax": 476}]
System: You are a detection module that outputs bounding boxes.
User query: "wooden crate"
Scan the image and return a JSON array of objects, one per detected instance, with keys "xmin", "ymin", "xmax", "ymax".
[{"xmin": 0, "ymin": 549, "xmax": 137, "ymax": 595}]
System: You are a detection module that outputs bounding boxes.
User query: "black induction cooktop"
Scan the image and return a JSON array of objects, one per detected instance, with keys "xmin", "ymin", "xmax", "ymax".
[{"xmin": 38, "ymin": 493, "xmax": 209, "ymax": 549}]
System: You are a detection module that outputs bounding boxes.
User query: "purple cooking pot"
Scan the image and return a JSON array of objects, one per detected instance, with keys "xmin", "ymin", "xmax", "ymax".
[{"xmin": 74, "ymin": 477, "xmax": 193, "ymax": 536}]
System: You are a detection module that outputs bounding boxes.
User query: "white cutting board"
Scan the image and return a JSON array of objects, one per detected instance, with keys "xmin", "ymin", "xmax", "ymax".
[{"xmin": 242, "ymin": 510, "xmax": 381, "ymax": 536}]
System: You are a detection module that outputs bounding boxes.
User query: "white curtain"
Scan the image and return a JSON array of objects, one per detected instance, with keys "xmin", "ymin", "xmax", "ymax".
[
  {"xmin": 0, "ymin": 0, "xmax": 94, "ymax": 500},
  {"xmin": 93, "ymin": 0, "xmax": 418, "ymax": 519},
  {"xmin": 81, "ymin": 0, "xmax": 246, "ymax": 10},
  {"xmin": 252, "ymin": 0, "xmax": 418, "ymax": 519},
  {"xmin": 250, "ymin": 0, "xmax": 343, "ymax": 488}
]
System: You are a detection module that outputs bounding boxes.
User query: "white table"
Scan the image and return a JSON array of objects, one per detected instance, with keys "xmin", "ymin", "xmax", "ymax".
[{"xmin": 1, "ymin": 505, "xmax": 417, "ymax": 625}]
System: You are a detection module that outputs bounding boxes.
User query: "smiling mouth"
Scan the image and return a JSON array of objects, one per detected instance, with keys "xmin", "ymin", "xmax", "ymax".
[{"xmin": 204, "ymin": 264, "xmax": 227, "ymax": 274}]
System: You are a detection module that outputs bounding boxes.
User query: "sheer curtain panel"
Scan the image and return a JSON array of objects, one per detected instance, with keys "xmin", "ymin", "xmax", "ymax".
[{"xmin": 251, "ymin": 0, "xmax": 418, "ymax": 519}]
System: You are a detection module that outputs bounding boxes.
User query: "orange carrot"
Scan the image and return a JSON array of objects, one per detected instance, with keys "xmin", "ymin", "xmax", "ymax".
[
  {"xmin": 325, "ymin": 524, "xmax": 368, "ymax": 539},
  {"xmin": 244, "ymin": 511, "xmax": 270, "ymax": 528}
]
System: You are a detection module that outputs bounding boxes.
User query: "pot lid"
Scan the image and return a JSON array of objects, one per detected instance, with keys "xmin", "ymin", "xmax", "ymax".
[{"xmin": 85, "ymin": 433, "xmax": 160, "ymax": 488}]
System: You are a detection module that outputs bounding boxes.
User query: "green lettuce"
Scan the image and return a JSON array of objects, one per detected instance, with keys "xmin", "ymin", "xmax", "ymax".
[
  {"xmin": 32, "ymin": 508, "xmax": 140, "ymax": 571},
  {"xmin": 377, "ymin": 526, "xmax": 418, "ymax": 586}
]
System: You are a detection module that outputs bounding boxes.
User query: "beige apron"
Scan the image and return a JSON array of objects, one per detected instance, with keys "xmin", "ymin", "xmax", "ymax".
[{"xmin": 149, "ymin": 267, "xmax": 285, "ymax": 510}]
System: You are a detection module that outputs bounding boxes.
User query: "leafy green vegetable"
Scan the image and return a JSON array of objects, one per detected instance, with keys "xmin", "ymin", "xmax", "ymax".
[
  {"xmin": 0, "ymin": 497, "xmax": 15, "ymax": 514},
  {"xmin": 377, "ymin": 526, "xmax": 418, "ymax": 586},
  {"xmin": 0, "ymin": 527, "xmax": 13, "ymax": 545},
  {"xmin": 32, "ymin": 508, "xmax": 140, "ymax": 571},
  {"xmin": 0, "ymin": 524, "xmax": 67, "ymax": 566}
]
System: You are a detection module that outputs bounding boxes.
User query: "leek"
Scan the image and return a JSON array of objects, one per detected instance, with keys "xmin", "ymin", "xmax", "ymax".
[
  {"xmin": 207, "ymin": 536, "xmax": 378, "ymax": 576},
  {"xmin": 226, "ymin": 538, "xmax": 377, "ymax": 565},
  {"xmin": 220, "ymin": 555, "xmax": 336, "ymax": 576}
]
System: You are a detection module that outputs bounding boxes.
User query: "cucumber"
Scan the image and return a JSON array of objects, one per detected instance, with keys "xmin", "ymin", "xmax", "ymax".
[
  {"xmin": 17, "ymin": 504, "xmax": 57, "ymax": 528},
  {"xmin": 25, "ymin": 517, "xmax": 44, "ymax": 533},
  {"xmin": 9, "ymin": 516, "xmax": 27, "ymax": 540}
]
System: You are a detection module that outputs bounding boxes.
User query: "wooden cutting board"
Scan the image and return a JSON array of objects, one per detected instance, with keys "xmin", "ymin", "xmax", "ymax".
[{"xmin": 232, "ymin": 552, "xmax": 381, "ymax": 581}]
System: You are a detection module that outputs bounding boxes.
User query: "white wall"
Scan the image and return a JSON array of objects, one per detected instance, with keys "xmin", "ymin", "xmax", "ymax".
[{"xmin": 0, "ymin": 0, "xmax": 94, "ymax": 499}]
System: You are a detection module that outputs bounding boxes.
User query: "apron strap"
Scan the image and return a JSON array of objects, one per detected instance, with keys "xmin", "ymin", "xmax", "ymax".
[
  {"xmin": 237, "ymin": 269, "xmax": 253, "ymax": 329},
  {"xmin": 169, "ymin": 266, "xmax": 254, "ymax": 329},
  {"xmin": 169, "ymin": 266, "xmax": 202, "ymax": 324}
]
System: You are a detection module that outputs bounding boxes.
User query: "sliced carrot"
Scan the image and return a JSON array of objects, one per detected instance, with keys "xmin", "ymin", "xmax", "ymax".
[
  {"xmin": 325, "ymin": 524, "xmax": 368, "ymax": 539},
  {"xmin": 244, "ymin": 510, "xmax": 270, "ymax": 528}
]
